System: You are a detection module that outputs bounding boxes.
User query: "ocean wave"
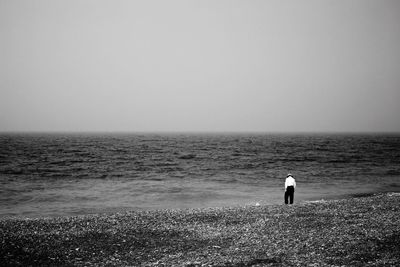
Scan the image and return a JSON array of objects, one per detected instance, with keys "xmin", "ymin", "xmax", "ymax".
[{"xmin": 178, "ymin": 154, "xmax": 196, "ymax": 159}]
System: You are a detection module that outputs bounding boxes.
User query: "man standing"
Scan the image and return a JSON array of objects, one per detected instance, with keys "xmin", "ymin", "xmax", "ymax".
[{"xmin": 284, "ymin": 174, "xmax": 296, "ymax": 204}]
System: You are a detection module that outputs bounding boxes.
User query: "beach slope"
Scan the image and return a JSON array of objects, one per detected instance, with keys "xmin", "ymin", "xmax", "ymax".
[{"xmin": 1, "ymin": 193, "xmax": 399, "ymax": 266}]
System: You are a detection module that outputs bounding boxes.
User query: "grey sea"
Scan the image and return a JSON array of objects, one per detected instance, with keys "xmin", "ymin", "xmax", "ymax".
[{"xmin": 1, "ymin": 133, "xmax": 399, "ymax": 218}]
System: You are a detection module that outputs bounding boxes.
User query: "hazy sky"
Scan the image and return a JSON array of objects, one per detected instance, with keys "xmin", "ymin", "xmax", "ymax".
[{"xmin": 1, "ymin": 0, "xmax": 399, "ymax": 132}]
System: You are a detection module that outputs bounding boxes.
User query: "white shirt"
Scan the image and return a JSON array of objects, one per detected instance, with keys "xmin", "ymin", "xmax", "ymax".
[{"xmin": 285, "ymin": 176, "xmax": 296, "ymax": 190}]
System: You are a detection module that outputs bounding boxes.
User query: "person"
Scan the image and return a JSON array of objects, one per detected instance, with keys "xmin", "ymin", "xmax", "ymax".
[{"xmin": 284, "ymin": 173, "xmax": 296, "ymax": 204}]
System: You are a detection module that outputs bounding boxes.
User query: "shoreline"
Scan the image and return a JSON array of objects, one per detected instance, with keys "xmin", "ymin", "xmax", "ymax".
[
  {"xmin": 1, "ymin": 193, "xmax": 399, "ymax": 266},
  {"xmin": 2, "ymin": 188, "xmax": 398, "ymax": 220}
]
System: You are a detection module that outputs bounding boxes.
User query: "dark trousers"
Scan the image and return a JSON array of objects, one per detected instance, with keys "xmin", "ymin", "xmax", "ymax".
[{"xmin": 285, "ymin": 186, "xmax": 295, "ymax": 204}]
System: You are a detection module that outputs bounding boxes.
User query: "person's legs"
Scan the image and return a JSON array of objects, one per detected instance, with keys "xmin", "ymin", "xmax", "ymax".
[
  {"xmin": 287, "ymin": 186, "xmax": 294, "ymax": 204},
  {"xmin": 284, "ymin": 190, "xmax": 289, "ymax": 204}
]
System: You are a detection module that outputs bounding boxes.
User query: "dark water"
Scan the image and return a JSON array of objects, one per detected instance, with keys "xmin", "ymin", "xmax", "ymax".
[{"xmin": 1, "ymin": 133, "xmax": 400, "ymax": 218}]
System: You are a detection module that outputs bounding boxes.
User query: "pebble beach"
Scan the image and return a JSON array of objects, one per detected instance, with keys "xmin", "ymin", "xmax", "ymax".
[{"xmin": 1, "ymin": 193, "xmax": 399, "ymax": 266}]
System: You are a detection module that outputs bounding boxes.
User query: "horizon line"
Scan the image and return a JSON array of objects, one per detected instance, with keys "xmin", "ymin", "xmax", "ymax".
[{"xmin": 1, "ymin": 130, "xmax": 399, "ymax": 135}]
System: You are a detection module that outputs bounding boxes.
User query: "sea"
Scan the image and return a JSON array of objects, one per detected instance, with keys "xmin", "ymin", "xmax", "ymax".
[{"xmin": 1, "ymin": 133, "xmax": 400, "ymax": 218}]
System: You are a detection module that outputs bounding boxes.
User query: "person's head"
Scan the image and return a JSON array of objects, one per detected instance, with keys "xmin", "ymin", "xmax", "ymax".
[{"xmin": 287, "ymin": 173, "xmax": 292, "ymax": 177}]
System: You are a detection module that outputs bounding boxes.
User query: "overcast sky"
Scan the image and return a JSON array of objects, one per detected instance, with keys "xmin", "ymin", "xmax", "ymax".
[{"xmin": 1, "ymin": 0, "xmax": 399, "ymax": 132}]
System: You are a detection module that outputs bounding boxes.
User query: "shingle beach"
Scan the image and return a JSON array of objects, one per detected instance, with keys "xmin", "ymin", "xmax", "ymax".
[{"xmin": 1, "ymin": 193, "xmax": 399, "ymax": 266}]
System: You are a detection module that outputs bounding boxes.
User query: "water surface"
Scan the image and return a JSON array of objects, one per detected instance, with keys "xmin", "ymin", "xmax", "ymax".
[{"xmin": 1, "ymin": 133, "xmax": 399, "ymax": 218}]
